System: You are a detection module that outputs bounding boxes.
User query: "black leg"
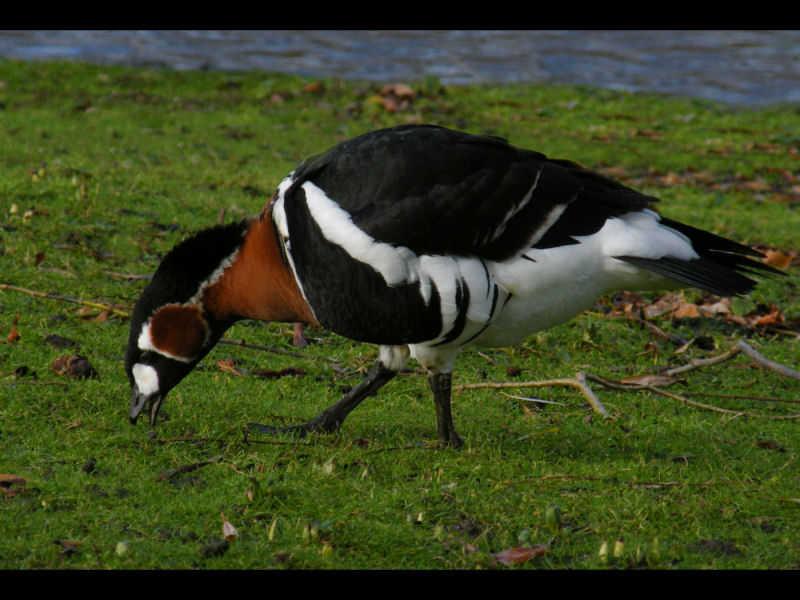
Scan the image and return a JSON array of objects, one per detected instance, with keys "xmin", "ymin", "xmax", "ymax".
[
  {"xmin": 428, "ymin": 372, "xmax": 463, "ymax": 449},
  {"xmin": 247, "ymin": 361, "xmax": 397, "ymax": 439}
]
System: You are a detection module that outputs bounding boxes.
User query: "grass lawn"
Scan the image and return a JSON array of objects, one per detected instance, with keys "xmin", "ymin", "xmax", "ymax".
[{"xmin": 1, "ymin": 60, "xmax": 798, "ymax": 569}]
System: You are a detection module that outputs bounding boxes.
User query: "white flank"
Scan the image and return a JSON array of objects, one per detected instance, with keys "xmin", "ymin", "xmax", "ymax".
[
  {"xmin": 132, "ymin": 363, "xmax": 159, "ymax": 396},
  {"xmin": 472, "ymin": 209, "xmax": 701, "ymax": 347},
  {"xmin": 288, "ymin": 181, "xmax": 699, "ymax": 356}
]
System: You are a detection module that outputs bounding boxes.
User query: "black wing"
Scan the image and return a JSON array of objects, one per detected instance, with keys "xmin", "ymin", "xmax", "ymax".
[{"xmin": 290, "ymin": 125, "xmax": 656, "ymax": 261}]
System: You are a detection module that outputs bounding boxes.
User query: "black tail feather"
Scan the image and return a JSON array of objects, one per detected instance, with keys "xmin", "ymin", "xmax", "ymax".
[{"xmin": 617, "ymin": 218, "xmax": 784, "ymax": 297}]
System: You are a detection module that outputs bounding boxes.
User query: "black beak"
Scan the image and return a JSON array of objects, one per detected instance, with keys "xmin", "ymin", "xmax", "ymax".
[{"xmin": 129, "ymin": 385, "xmax": 163, "ymax": 426}]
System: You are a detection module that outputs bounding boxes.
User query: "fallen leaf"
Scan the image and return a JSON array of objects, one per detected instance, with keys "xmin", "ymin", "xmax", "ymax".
[
  {"xmin": 757, "ymin": 440, "xmax": 786, "ymax": 452},
  {"xmin": 490, "ymin": 545, "xmax": 549, "ymax": 566},
  {"xmin": 763, "ymin": 249, "xmax": 794, "ymax": 270},
  {"xmin": 221, "ymin": 512, "xmax": 238, "ymax": 542},
  {"xmin": 742, "ymin": 177, "xmax": 772, "ymax": 192},
  {"xmin": 753, "ymin": 311, "xmax": 783, "ymax": 327},
  {"xmin": 689, "ymin": 538, "xmax": 741, "ymax": 556},
  {"xmin": 216, "ymin": 359, "xmax": 243, "ymax": 376},
  {"xmin": 0, "ymin": 474, "xmax": 27, "ymax": 498},
  {"xmin": 44, "ymin": 333, "xmax": 78, "ymax": 348},
  {"xmin": 251, "ymin": 367, "xmax": 306, "ymax": 379},
  {"xmin": 13, "ymin": 365, "xmax": 36, "ymax": 378},
  {"xmin": 7, "ymin": 314, "xmax": 20, "ymax": 343},
  {"xmin": 55, "ymin": 540, "xmax": 82, "ymax": 558},
  {"xmin": 659, "ymin": 172, "xmax": 684, "ymax": 186},
  {"xmin": 301, "ymin": 81, "xmax": 324, "ymax": 94},
  {"xmin": 700, "ymin": 299, "xmax": 732, "ymax": 316},
  {"xmin": 52, "ymin": 354, "xmax": 98, "ymax": 379},
  {"xmin": 506, "ymin": 365, "xmax": 522, "ymax": 377},
  {"xmin": 199, "ymin": 537, "xmax": 229, "ymax": 559},
  {"xmin": 380, "ymin": 83, "xmax": 416, "ymax": 99},
  {"xmin": 673, "ymin": 303, "xmax": 701, "ymax": 319}
]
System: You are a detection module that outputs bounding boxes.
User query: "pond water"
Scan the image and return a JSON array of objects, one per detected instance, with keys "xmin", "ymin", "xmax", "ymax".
[{"xmin": 1, "ymin": 30, "xmax": 799, "ymax": 106}]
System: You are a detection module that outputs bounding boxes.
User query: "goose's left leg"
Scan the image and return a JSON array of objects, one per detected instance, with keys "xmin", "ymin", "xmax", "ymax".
[
  {"xmin": 427, "ymin": 371, "xmax": 463, "ymax": 449},
  {"xmin": 247, "ymin": 345, "xmax": 409, "ymax": 439},
  {"xmin": 412, "ymin": 345, "xmax": 463, "ymax": 449}
]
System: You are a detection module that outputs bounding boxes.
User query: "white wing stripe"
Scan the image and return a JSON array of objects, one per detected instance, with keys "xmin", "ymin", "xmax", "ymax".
[{"xmin": 302, "ymin": 181, "xmax": 417, "ymax": 287}]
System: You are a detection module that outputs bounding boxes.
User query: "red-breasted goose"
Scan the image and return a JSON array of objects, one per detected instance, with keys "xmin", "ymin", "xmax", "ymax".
[{"xmin": 125, "ymin": 125, "xmax": 779, "ymax": 447}]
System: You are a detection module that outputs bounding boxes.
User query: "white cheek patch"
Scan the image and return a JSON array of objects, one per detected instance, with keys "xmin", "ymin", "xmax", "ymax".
[
  {"xmin": 137, "ymin": 321, "xmax": 157, "ymax": 353},
  {"xmin": 132, "ymin": 363, "xmax": 160, "ymax": 396}
]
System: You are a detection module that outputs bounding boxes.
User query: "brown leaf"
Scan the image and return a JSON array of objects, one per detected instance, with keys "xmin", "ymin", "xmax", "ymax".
[
  {"xmin": 6, "ymin": 313, "xmax": 20, "ymax": 344},
  {"xmin": 642, "ymin": 292, "xmax": 683, "ymax": 319},
  {"xmin": 699, "ymin": 299, "xmax": 731, "ymax": 317},
  {"xmin": 600, "ymin": 166, "xmax": 630, "ymax": 179},
  {"xmin": 754, "ymin": 311, "xmax": 783, "ymax": 327},
  {"xmin": 200, "ymin": 538, "xmax": 230, "ymax": 558},
  {"xmin": 742, "ymin": 178, "xmax": 772, "ymax": 192},
  {"xmin": 44, "ymin": 334, "xmax": 78, "ymax": 349},
  {"xmin": 221, "ymin": 512, "xmax": 238, "ymax": 542},
  {"xmin": 0, "ymin": 474, "xmax": 27, "ymax": 498},
  {"xmin": 659, "ymin": 172, "xmax": 684, "ymax": 185},
  {"xmin": 216, "ymin": 359, "xmax": 243, "ymax": 376},
  {"xmin": 380, "ymin": 83, "xmax": 416, "ymax": 99},
  {"xmin": 301, "ymin": 81, "xmax": 325, "ymax": 94},
  {"xmin": 490, "ymin": 545, "xmax": 549, "ymax": 566},
  {"xmin": 763, "ymin": 249, "xmax": 795, "ymax": 270},
  {"xmin": 757, "ymin": 440, "xmax": 786, "ymax": 452},
  {"xmin": 673, "ymin": 303, "xmax": 701, "ymax": 319},
  {"xmin": 55, "ymin": 540, "xmax": 82, "ymax": 558},
  {"xmin": 51, "ymin": 354, "xmax": 98, "ymax": 379},
  {"xmin": 251, "ymin": 367, "xmax": 306, "ymax": 379},
  {"xmin": 689, "ymin": 538, "xmax": 741, "ymax": 556}
]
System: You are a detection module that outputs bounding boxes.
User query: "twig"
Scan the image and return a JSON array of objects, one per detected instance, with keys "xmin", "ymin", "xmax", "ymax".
[
  {"xmin": 156, "ymin": 454, "xmax": 223, "ymax": 481},
  {"xmin": 104, "ymin": 271, "xmax": 152, "ymax": 280},
  {"xmin": 587, "ymin": 368, "xmax": 800, "ymax": 420},
  {"xmin": 218, "ymin": 337, "xmax": 337, "ymax": 362},
  {"xmin": 454, "ymin": 371, "xmax": 610, "ymax": 417},
  {"xmin": 623, "ymin": 313, "xmax": 689, "ymax": 346},
  {"xmin": 734, "ymin": 340, "xmax": 800, "ymax": 380},
  {"xmin": 456, "ymin": 340, "xmax": 800, "ymax": 420},
  {"xmin": 0, "ymin": 283, "xmax": 132, "ymax": 318},
  {"xmin": 643, "ymin": 385, "xmax": 747, "ymax": 416},
  {"xmin": 0, "ymin": 381, "xmax": 68, "ymax": 386},
  {"xmin": 501, "ymin": 392, "xmax": 567, "ymax": 406},
  {"xmin": 683, "ymin": 391, "xmax": 800, "ymax": 405},
  {"xmin": 662, "ymin": 340, "xmax": 800, "ymax": 380}
]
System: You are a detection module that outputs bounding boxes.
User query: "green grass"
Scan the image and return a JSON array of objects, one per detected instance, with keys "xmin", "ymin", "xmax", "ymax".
[{"xmin": 1, "ymin": 60, "xmax": 799, "ymax": 570}]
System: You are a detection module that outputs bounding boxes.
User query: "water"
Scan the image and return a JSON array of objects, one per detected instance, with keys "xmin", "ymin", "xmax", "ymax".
[{"xmin": 1, "ymin": 30, "xmax": 799, "ymax": 106}]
